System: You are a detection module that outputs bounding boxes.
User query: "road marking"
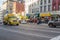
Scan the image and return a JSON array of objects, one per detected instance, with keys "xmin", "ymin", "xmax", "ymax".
[
  {"xmin": 28, "ymin": 29, "xmax": 60, "ymax": 33},
  {"xmin": 15, "ymin": 27, "xmax": 60, "ymax": 34},
  {"xmin": 28, "ymin": 28, "xmax": 60, "ymax": 34},
  {"xmin": 1, "ymin": 25, "xmax": 60, "ymax": 34},
  {"xmin": 0, "ymin": 27, "xmax": 52, "ymax": 38},
  {"xmin": 20, "ymin": 24, "xmax": 60, "ymax": 31},
  {"xmin": 50, "ymin": 36, "xmax": 60, "ymax": 40}
]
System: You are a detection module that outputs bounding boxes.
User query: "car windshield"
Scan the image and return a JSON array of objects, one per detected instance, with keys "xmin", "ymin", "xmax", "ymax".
[{"xmin": 9, "ymin": 16, "xmax": 17, "ymax": 18}]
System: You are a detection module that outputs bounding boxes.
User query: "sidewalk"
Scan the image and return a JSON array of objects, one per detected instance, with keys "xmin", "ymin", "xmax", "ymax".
[
  {"xmin": 50, "ymin": 36, "xmax": 60, "ymax": 40},
  {"xmin": 20, "ymin": 23, "xmax": 48, "ymax": 27},
  {"xmin": 27, "ymin": 23, "xmax": 48, "ymax": 25},
  {"xmin": 0, "ymin": 22, "xmax": 3, "ymax": 25}
]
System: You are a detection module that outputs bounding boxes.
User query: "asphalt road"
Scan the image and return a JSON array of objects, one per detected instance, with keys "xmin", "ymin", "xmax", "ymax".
[{"xmin": 0, "ymin": 23, "xmax": 60, "ymax": 40}]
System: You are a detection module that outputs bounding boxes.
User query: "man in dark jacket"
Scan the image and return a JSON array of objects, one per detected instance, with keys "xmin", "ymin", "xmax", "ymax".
[{"xmin": 37, "ymin": 18, "xmax": 41, "ymax": 24}]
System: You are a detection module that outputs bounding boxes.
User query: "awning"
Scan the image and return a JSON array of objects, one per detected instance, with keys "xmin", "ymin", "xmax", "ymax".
[{"xmin": 40, "ymin": 13, "xmax": 51, "ymax": 17}]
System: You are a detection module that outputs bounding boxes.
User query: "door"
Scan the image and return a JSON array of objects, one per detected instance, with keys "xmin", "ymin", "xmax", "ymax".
[
  {"xmin": 54, "ymin": 20, "xmax": 59, "ymax": 26},
  {"xmin": 57, "ymin": 19, "xmax": 60, "ymax": 26}
]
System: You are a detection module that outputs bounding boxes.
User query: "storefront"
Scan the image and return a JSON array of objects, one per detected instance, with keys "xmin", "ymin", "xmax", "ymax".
[
  {"xmin": 51, "ymin": 14, "xmax": 60, "ymax": 20},
  {"xmin": 40, "ymin": 13, "xmax": 51, "ymax": 23},
  {"xmin": 40, "ymin": 13, "xmax": 51, "ymax": 20},
  {"xmin": 50, "ymin": 11, "xmax": 60, "ymax": 20}
]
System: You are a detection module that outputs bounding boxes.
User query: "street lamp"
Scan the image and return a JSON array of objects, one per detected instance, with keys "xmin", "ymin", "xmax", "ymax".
[
  {"xmin": 54, "ymin": 6, "xmax": 57, "ymax": 19},
  {"xmin": 7, "ymin": 0, "xmax": 9, "ymax": 14},
  {"xmin": 7, "ymin": 0, "xmax": 12, "ymax": 14}
]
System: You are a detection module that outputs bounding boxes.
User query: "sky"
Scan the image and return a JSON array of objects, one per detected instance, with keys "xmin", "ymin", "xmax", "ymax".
[{"xmin": 0, "ymin": 0, "xmax": 6, "ymax": 7}]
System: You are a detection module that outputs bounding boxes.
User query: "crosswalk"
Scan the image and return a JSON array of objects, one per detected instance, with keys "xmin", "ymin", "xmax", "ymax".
[
  {"xmin": 0, "ymin": 27, "xmax": 52, "ymax": 38},
  {"xmin": 0, "ymin": 24, "xmax": 60, "ymax": 40}
]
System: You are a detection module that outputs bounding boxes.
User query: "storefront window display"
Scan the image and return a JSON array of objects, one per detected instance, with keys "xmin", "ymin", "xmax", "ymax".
[{"xmin": 51, "ymin": 14, "xmax": 60, "ymax": 20}]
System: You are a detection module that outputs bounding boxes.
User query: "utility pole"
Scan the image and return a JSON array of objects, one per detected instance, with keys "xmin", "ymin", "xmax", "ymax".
[
  {"xmin": 7, "ymin": 0, "xmax": 10, "ymax": 14},
  {"xmin": 7, "ymin": 0, "xmax": 8, "ymax": 13}
]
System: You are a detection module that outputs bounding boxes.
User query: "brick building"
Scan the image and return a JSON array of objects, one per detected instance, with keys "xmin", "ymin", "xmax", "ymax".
[
  {"xmin": 52, "ymin": 0, "xmax": 60, "ymax": 11},
  {"xmin": 13, "ymin": 2, "xmax": 25, "ymax": 14},
  {"xmin": 2, "ymin": 0, "xmax": 25, "ymax": 15}
]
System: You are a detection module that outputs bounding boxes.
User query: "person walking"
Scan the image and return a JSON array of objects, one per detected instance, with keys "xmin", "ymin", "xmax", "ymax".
[{"xmin": 37, "ymin": 18, "xmax": 41, "ymax": 24}]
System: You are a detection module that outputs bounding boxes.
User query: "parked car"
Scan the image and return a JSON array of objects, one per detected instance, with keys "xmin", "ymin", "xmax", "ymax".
[
  {"xmin": 21, "ymin": 20, "xmax": 27, "ymax": 24},
  {"xmin": 48, "ymin": 18, "xmax": 60, "ymax": 28}
]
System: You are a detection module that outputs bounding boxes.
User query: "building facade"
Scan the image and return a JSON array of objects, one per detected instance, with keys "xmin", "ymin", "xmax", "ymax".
[
  {"xmin": 29, "ymin": 0, "xmax": 40, "ymax": 14},
  {"xmin": 24, "ymin": 0, "xmax": 38, "ymax": 14},
  {"xmin": 40, "ymin": 0, "xmax": 52, "ymax": 13},
  {"xmin": 2, "ymin": 1, "xmax": 7, "ymax": 15},
  {"xmin": 29, "ymin": 0, "xmax": 60, "ymax": 15},
  {"xmin": 51, "ymin": 0, "xmax": 60, "ymax": 14},
  {"xmin": 2, "ymin": 0, "xmax": 25, "ymax": 14},
  {"xmin": 13, "ymin": 2, "xmax": 25, "ymax": 14},
  {"xmin": 0, "ymin": 7, "xmax": 3, "ymax": 23},
  {"xmin": 52, "ymin": 0, "xmax": 60, "ymax": 11},
  {"xmin": 29, "ymin": 0, "xmax": 52, "ymax": 14}
]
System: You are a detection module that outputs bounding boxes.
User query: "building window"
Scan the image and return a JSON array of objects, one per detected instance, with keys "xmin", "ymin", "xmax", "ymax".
[
  {"xmin": 40, "ymin": 0, "xmax": 43, "ymax": 5},
  {"xmin": 36, "ymin": 10, "xmax": 39, "ymax": 12},
  {"xmin": 37, "ymin": 0, "xmax": 39, "ymax": 5},
  {"xmin": 9, "ymin": 0, "xmax": 13, "ymax": 1},
  {"xmin": 32, "ymin": 4, "xmax": 33, "ymax": 7},
  {"xmin": 44, "ymin": 0, "xmax": 46, "ymax": 4},
  {"xmin": 48, "ymin": 5, "xmax": 51, "ymax": 11},
  {"xmin": 34, "ymin": 3, "xmax": 36, "ymax": 6},
  {"xmin": 9, "ymin": 4, "xmax": 13, "ymax": 7},
  {"xmin": 44, "ymin": 6, "xmax": 46, "ymax": 12},
  {"xmin": 48, "ymin": 0, "xmax": 51, "ymax": 3},
  {"xmin": 10, "ymin": 8, "xmax": 12, "ymax": 10},
  {"xmin": 53, "ymin": 0, "xmax": 55, "ymax": 2},
  {"xmin": 32, "ymin": 9, "xmax": 34, "ymax": 13},
  {"xmin": 36, "ymin": 8, "xmax": 39, "ymax": 13},
  {"xmin": 40, "ymin": 6, "xmax": 42, "ymax": 12},
  {"xmin": 59, "ymin": 5, "xmax": 60, "ymax": 10},
  {"xmin": 53, "ymin": 6, "xmax": 56, "ymax": 11}
]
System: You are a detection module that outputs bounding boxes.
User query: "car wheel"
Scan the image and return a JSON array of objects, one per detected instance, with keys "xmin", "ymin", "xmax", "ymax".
[
  {"xmin": 4, "ymin": 23, "xmax": 7, "ymax": 25},
  {"xmin": 8, "ymin": 22, "xmax": 12, "ymax": 26},
  {"xmin": 16, "ymin": 24, "xmax": 19, "ymax": 26},
  {"xmin": 49, "ymin": 23, "xmax": 53, "ymax": 28},
  {"xmin": 49, "ymin": 24, "xmax": 56, "ymax": 28},
  {"xmin": 53, "ymin": 25, "xmax": 56, "ymax": 28},
  {"xmin": 3, "ymin": 22, "xmax": 7, "ymax": 25}
]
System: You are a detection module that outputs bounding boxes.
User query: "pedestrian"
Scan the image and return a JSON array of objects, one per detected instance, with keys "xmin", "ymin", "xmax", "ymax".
[
  {"xmin": 37, "ymin": 18, "xmax": 41, "ymax": 24},
  {"xmin": 45, "ymin": 18, "xmax": 49, "ymax": 23}
]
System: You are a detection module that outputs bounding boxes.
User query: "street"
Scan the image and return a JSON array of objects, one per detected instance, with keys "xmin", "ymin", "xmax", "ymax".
[{"xmin": 0, "ymin": 23, "xmax": 60, "ymax": 40}]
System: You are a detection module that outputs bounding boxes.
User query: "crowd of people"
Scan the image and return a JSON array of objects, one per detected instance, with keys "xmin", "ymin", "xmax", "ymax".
[{"xmin": 27, "ymin": 17, "xmax": 49, "ymax": 24}]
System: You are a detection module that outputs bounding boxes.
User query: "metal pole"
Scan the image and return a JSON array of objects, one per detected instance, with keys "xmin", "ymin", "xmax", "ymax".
[
  {"xmin": 7, "ymin": 0, "xmax": 10, "ymax": 14},
  {"xmin": 54, "ymin": 6, "xmax": 56, "ymax": 20},
  {"xmin": 7, "ymin": 0, "xmax": 8, "ymax": 13}
]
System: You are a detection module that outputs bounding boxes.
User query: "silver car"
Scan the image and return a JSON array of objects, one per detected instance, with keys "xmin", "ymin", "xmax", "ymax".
[{"xmin": 48, "ymin": 19, "xmax": 60, "ymax": 28}]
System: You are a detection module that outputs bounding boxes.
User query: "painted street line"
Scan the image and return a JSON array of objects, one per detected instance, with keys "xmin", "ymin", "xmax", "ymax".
[
  {"xmin": 0, "ymin": 27, "xmax": 52, "ymax": 38},
  {"xmin": 50, "ymin": 36, "xmax": 60, "ymax": 40}
]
